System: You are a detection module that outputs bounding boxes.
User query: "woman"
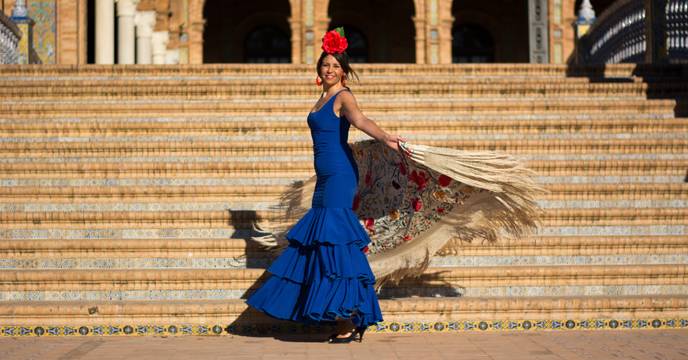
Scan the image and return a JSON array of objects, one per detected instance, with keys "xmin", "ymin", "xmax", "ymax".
[{"xmin": 245, "ymin": 27, "xmax": 403, "ymax": 343}]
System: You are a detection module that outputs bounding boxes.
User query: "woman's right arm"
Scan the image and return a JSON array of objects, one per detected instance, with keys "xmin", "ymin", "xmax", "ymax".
[{"xmin": 339, "ymin": 91, "xmax": 404, "ymax": 152}]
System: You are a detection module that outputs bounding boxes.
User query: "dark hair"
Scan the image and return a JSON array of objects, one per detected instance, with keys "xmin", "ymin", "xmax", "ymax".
[{"xmin": 316, "ymin": 51, "xmax": 360, "ymax": 83}]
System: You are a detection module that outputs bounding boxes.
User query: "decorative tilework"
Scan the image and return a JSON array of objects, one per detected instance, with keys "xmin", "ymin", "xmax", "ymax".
[
  {"xmin": 2, "ymin": 318, "xmax": 687, "ymax": 337},
  {"xmin": 28, "ymin": 0, "xmax": 55, "ymax": 64}
]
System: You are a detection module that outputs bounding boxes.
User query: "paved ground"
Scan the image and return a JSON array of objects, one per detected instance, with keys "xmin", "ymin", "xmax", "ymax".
[{"xmin": 1, "ymin": 330, "xmax": 687, "ymax": 360}]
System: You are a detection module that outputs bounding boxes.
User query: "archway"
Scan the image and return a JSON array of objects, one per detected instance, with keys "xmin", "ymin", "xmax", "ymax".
[
  {"xmin": 244, "ymin": 25, "xmax": 291, "ymax": 63},
  {"xmin": 452, "ymin": 23, "xmax": 495, "ymax": 63},
  {"xmin": 328, "ymin": 0, "xmax": 415, "ymax": 63},
  {"xmin": 451, "ymin": 0, "xmax": 529, "ymax": 62},
  {"xmin": 203, "ymin": 0, "xmax": 291, "ymax": 63}
]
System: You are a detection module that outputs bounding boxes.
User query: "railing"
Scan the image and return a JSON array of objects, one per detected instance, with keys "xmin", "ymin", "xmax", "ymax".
[
  {"xmin": 577, "ymin": 0, "xmax": 688, "ymax": 64},
  {"xmin": 666, "ymin": 0, "xmax": 688, "ymax": 59},
  {"xmin": 0, "ymin": 11, "xmax": 21, "ymax": 64}
]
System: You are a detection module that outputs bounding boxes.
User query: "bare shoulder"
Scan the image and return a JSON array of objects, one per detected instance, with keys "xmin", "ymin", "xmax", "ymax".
[
  {"xmin": 333, "ymin": 88, "xmax": 359, "ymax": 118},
  {"xmin": 337, "ymin": 89, "xmax": 358, "ymax": 107}
]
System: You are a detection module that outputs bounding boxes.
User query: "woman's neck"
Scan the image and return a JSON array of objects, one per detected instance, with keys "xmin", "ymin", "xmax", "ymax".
[{"xmin": 322, "ymin": 84, "xmax": 344, "ymax": 95}]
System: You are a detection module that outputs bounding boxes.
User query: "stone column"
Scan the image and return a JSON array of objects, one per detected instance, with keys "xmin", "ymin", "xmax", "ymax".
[
  {"xmin": 166, "ymin": 48, "xmax": 180, "ymax": 64},
  {"xmin": 288, "ymin": 16, "xmax": 302, "ymax": 64},
  {"xmin": 413, "ymin": 16, "xmax": 427, "ymax": 64},
  {"xmin": 437, "ymin": 0, "xmax": 454, "ymax": 64},
  {"xmin": 187, "ymin": 0, "xmax": 204, "ymax": 64},
  {"xmin": 116, "ymin": 0, "xmax": 138, "ymax": 64},
  {"xmin": 95, "ymin": 0, "xmax": 115, "ymax": 64},
  {"xmin": 309, "ymin": 0, "xmax": 329, "ymax": 64},
  {"xmin": 134, "ymin": 11, "xmax": 155, "ymax": 64},
  {"xmin": 152, "ymin": 31, "xmax": 169, "ymax": 64},
  {"xmin": 528, "ymin": 0, "xmax": 549, "ymax": 63}
]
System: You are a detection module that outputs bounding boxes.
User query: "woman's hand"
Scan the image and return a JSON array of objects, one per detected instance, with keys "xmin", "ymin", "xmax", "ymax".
[{"xmin": 383, "ymin": 133, "xmax": 406, "ymax": 153}]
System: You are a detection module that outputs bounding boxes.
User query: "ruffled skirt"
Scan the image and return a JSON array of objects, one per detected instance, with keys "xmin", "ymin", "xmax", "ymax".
[{"xmin": 246, "ymin": 207, "xmax": 383, "ymax": 328}]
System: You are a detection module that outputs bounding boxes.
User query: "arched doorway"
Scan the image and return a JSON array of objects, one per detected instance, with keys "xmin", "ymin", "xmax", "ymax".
[
  {"xmin": 244, "ymin": 26, "xmax": 291, "ymax": 63},
  {"xmin": 328, "ymin": 0, "xmax": 415, "ymax": 63},
  {"xmin": 203, "ymin": 0, "xmax": 291, "ymax": 63},
  {"xmin": 452, "ymin": 23, "xmax": 495, "ymax": 63},
  {"xmin": 451, "ymin": 0, "xmax": 529, "ymax": 62}
]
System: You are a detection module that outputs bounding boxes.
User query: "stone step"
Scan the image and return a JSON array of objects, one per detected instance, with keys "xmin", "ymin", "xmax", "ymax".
[
  {"xmin": 0, "ymin": 77, "xmax": 597, "ymax": 85},
  {"xmin": 0, "ymin": 246, "xmax": 686, "ymax": 270},
  {"xmin": 2, "ymin": 225, "xmax": 685, "ymax": 240},
  {"xmin": 0, "ymin": 63, "xmax": 644, "ymax": 78},
  {"xmin": 0, "ymin": 208, "xmax": 685, "ymax": 228},
  {"xmin": 1, "ymin": 183, "xmax": 685, "ymax": 201},
  {"xmin": 3, "ymin": 141, "xmax": 686, "ymax": 160},
  {"xmin": 1, "ymin": 296, "xmax": 685, "ymax": 333},
  {"xmin": 1, "ymin": 236, "xmax": 686, "ymax": 270},
  {"xmin": 4, "ymin": 131, "xmax": 684, "ymax": 145},
  {"xmin": 1, "ymin": 236, "xmax": 685, "ymax": 258},
  {"xmin": 1, "ymin": 112, "xmax": 672, "ymax": 123},
  {"xmin": 2, "ymin": 154, "xmax": 687, "ymax": 167},
  {"xmin": 0, "ymin": 99, "xmax": 675, "ymax": 117},
  {"xmin": 0, "ymin": 160, "xmax": 684, "ymax": 178},
  {"xmin": 0, "ymin": 265, "xmax": 684, "ymax": 301},
  {"xmin": 3, "ymin": 120, "xmax": 687, "ymax": 138},
  {"xmin": 5, "ymin": 253, "xmax": 687, "ymax": 270},
  {"xmin": 1, "ymin": 83, "xmax": 661, "ymax": 99},
  {"xmin": 2, "ymin": 199, "xmax": 686, "ymax": 212},
  {"xmin": 1, "ymin": 175, "xmax": 684, "ymax": 187}
]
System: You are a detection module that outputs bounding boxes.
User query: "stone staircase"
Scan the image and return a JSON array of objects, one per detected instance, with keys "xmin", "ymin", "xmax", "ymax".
[{"xmin": 0, "ymin": 64, "xmax": 687, "ymax": 336}]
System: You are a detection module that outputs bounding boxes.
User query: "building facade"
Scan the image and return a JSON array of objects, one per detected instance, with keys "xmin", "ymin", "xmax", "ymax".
[{"xmin": 0, "ymin": 0, "xmax": 616, "ymax": 65}]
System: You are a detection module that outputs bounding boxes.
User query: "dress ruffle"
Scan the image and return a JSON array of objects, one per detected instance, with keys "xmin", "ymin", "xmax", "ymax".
[
  {"xmin": 286, "ymin": 207, "xmax": 371, "ymax": 249},
  {"xmin": 246, "ymin": 207, "xmax": 383, "ymax": 328}
]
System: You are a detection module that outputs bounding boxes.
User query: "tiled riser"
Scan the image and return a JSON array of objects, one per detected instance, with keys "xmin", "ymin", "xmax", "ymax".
[
  {"xmin": 3, "ymin": 286, "xmax": 688, "ymax": 301},
  {"xmin": 1, "ymin": 226, "xmax": 687, "ymax": 239},
  {"xmin": 1, "ymin": 254, "xmax": 687, "ymax": 270},
  {"xmin": 1, "ymin": 199, "xmax": 688, "ymax": 211}
]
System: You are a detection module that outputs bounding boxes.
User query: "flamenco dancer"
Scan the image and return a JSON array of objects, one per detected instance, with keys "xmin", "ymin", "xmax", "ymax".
[{"xmin": 246, "ymin": 27, "xmax": 404, "ymax": 343}]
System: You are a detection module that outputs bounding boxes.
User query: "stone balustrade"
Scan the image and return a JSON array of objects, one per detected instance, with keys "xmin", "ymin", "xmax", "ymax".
[{"xmin": 0, "ymin": 11, "xmax": 21, "ymax": 64}]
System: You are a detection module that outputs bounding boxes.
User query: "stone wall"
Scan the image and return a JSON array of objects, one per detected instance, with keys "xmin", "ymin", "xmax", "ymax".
[{"xmin": 2, "ymin": 0, "xmax": 582, "ymax": 64}]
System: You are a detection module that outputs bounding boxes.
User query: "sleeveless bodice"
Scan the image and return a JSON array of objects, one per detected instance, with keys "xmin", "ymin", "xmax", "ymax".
[{"xmin": 306, "ymin": 88, "xmax": 359, "ymax": 208}]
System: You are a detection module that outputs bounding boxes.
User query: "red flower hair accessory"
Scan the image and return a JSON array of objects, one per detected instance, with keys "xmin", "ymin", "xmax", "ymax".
[{"xmin": 322, "ymin": 27, "xmax": 348, "ymax": 54}]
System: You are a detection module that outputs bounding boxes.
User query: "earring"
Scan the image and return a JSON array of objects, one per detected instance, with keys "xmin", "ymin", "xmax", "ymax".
[{"xmin": 315, "ymin": 76, "xmax": 322, "ymax": 86}]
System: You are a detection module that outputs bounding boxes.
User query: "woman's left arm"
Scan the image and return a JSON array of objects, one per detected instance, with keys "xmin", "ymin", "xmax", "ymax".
[{"xmin": 339, "ymin": 91, "xmax": 403, "ymax": 152}]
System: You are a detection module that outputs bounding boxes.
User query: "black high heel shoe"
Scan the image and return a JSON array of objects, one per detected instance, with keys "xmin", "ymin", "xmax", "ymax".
[
  {"xmin": 355, "ymin": 326, "xmax": 366, "ymax": 343},
  {"xmin": 327, "ymin": 329, "xmax": 357, "ymax": 343},
  {"xmin": 327, "ymin": 326, "xmax": 367, "ymax": 343}
]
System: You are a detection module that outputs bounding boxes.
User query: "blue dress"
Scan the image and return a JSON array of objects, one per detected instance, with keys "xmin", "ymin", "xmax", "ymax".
[{"xmin": 246, "ymin": 88, "xmax": 383, "ymax": 328}]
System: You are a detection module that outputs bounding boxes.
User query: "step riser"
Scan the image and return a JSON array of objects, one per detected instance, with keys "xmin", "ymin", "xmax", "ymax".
[
  {"xmin": 1, "ymin": 225, "xmax": 686, "ymax": 239},
  {"xmin": 1, "ymin": 176, "xmax": 684, "ymax": 186},
  {"xmin": 1, "ymin": 254, "xmax": 686, "ymax": 270},
  {"xmin": 0, "ymin": 113, "xmax": 674, "ymax": 123},
  {"xmin": 3, "ymin": 154, "xmax": 688, "ymax": 164},
  {"xmin": 2, "ymin": 296, "xmax": 685, "ymax": 332},
  {"xmin": 0, "ymin": 101, "xmax": 675, "ymax": 116},
  {"xmin": 5, "ymin": 132, "xmax": 686, "ymax": 142},
  {"xmin": 1, "ymin": 199, "xmax": 687, "ymax": 211},
  {"xmin": 3, "ymin": 285, "xmax": 688, "ymax": 301}
]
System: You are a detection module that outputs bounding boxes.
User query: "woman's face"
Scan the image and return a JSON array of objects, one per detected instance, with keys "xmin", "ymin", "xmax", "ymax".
[{"xmin": 319, "ymin": 55, "xmax": 346, "ymax": 87}]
